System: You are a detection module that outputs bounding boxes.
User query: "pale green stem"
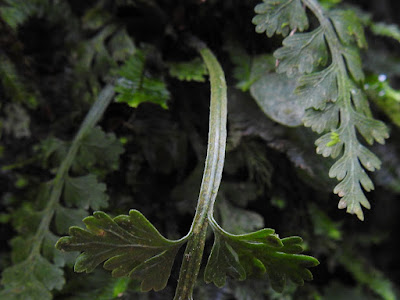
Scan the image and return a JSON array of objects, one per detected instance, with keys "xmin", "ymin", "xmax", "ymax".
[
  {"xmin": 29, "ymin": 84, "xmax": 115, "ymax": 258},
  {"xmin": 173, "ymin": 46, "xmax": 227, "ymax": 300}
]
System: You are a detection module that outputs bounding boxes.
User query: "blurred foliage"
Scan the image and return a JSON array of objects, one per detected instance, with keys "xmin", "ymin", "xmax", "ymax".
[
  {"xmin": 168, "ymin": 58, "xmax": 208, "ymax": 82},
  {"xmin": 115, "ymin": 49, "xmax": 170, "ymax": 109},
  {"xmin": 1, "ymin": 0, "xmax": 400, "ymax": 299}
]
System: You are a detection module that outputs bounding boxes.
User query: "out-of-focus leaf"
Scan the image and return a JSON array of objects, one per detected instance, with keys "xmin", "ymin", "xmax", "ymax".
[
  {"xmin": 63, "ymin": 174, "xmax": 109, "ymax": 210},
  {"xmin": 250, "ymin": 73, "xmax": 304, "ymax": 127},
  {"xmin": 370, "ymin": 22, "xmax": 400, "ymax": 43},
  {"xmin": 35, "ymin": 137, "xmax": 67, "ymax": 170},
  {"xmin": 224, "ymin": 43, "xmax": 252, "ymax": 91},
  {"xmin": 36, "ymin": 126, "xmax": 124, "ymax": 174},
  {"xmin": 55, "ymin": 205, "xmax": 87, "ymax": 234},
  {"xmin": 339, "ymin": 251, "xmax": 396, "ymax": 300},
  {"xmin": 0, "ymin": 255, "xmax": 65, "ymax": 300},
  {"xmin": 74, "ymin": 126, "xmax": 125, "ymax": 172},
  {"xmin": 168, "ymin": 58, "xmax": 208, "ymax": 82},
  {"xmin": 224, "ymin": 42, "xmax": 275, "ymax": 91},
  {"xmin": 10, "ymin": 202, "xmax": 43, "ymax": 235},
  {"xmin": 365, "ymin": 74, "xmax": 400, "ymax": 127},
  {"xmin": 0, "ymin": 0, "xmax": 47, "ymax": 29},
  {"xmin": 71, "ymin": 26, "xmax": 115, "ymax": 101},
  {"xmin": 217, "ymin": 200, "xmax": 264, "ymax": 235},
  {"xmin": 81, "ymin": 5, "xmax": 112, "ymax": 31},
  {"xmin": 109, "ymin": 28, "xmax": 136, "ymax": 62},
  {"xmin": 308, "ymin": 204, "xmax": 342, "ymax": 240},
  {"xmin": 9, "ymin": 235, "xmax": 33, "ymax": 263},
  {"xmin": 319, "ymin": 0, "xmax": 342, "ymax": 9},
  {"xmin": 1, "ymin": 103, "xmax": 30, "ymax": 138},
  {"xmin": 115, "ymin": 49, "xmax": 170, "ymax": 109},
  {"xmin": 322, "ymin": 282, "xmax": 375, "ymax": 300}
]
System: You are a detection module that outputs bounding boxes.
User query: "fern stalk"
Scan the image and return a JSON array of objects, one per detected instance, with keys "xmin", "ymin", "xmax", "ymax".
[
  {"xmin": 174, "ymin": 45, "xmax": 228, "ymax": 300},
  {"xmin": 30, "ymin": 84, "xmax": 115, "ymax": 256}
]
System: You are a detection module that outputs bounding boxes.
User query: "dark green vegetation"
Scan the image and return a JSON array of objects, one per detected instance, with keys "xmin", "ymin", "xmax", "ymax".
[{"xmin": 1, "ymin": 0, "xmax": 400, "ymax": 299}]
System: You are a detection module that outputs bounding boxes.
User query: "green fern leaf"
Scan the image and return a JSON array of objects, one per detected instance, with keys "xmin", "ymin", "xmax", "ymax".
[
  {"xmin": 349, "ymin": 84, "xmax": 372, "ymax": 117},
  {"xmin": 329, "ymin": 10, "xmax": 367, "ymax": 48},
  {"xmin": 274, "ymin": 28, "xmax": 329, "ymax": 76},
  {"xmin": 56, "ymin": 210, "xmax": 187, "ymax": 292},
  {"xmin": 204, "ymin": 218, "xmax": 319, "ymax": 292},
  {"xmin": 252, "ymin": 0, "xmax": 308, "ymax": 37},
  {"xmin": 302, "ymin": 103, "xmax": 340, "ymax": 134},
  {"xmin": 115, "ymin": 49, "xmax": 169, "ymax": 109},
  {"xmin": 168, "ymin": 58, "xmax": 208, "ymax": 82},
  {"xmin": 341, "ymin": 46, "xmax": 365, "ymax": 82},
  {"xmin": 295, "ymin": 65, "xmax": 338, "ymax": 110}
]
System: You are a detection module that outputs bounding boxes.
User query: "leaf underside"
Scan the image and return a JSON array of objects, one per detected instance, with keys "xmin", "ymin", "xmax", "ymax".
[
  {"xmin": 253, "ymin": 0, "xmax": 389, "ymax": 220},
  {"xmin": 56, "ymin": 210, "xmax": 186, "ymax": 292},
  {"xmin": 252, "ymin": 0, "xmax": 309, "ymax": 37}
]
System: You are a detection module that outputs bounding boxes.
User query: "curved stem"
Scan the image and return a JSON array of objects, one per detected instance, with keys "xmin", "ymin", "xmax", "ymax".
[{"xmin": 173, "ymin": 46, "xmax": 227, "ymax": 300}]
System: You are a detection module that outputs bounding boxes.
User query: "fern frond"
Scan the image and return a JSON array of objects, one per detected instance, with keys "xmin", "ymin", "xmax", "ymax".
[{"xmin": 254, "ymin": 0, "xmax": 389, "ymax": 220}]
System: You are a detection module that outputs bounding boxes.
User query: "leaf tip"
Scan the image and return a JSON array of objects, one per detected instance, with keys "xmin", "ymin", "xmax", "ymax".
[{"xmin": 55, "ymin": 237, "xmax": 69, "ymax": 250}]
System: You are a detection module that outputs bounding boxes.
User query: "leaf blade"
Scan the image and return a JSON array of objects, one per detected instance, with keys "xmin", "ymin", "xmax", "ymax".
[
  {"xmin": 56, "ymin": 210, "xmax": 187, "ymax": 292},
  {"xmin": 205, "ymin": 219, "xmax": 319, "ymax": 292}
]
